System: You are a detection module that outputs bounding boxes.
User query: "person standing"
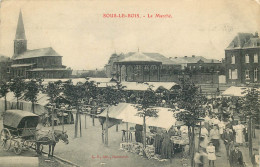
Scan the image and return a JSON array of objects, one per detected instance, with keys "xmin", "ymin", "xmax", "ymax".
[
  {"xmin": 229, "ymin": 144, "xmax": 244, "ymax": 167},
  {"xmin": 161, "ymin": 131, "xmax": 173, "ymax": 159},
  {"xmin": 206, "ymin": 142, "xmax": 216, "ymax": 167},
  {"xmin": 209, "ymin": 125, "xmax": 220, "ymax": 154},
  {"xmin": 223, "ymin": 127, "xmax": 234, "ymax": 158},
  {"xmin": 233, "ymin": 121, "xmax": 245, "ymax": 145},
  {"xmin": 135, "ymin": 124, "xmax": 143, "ymax": 143}
]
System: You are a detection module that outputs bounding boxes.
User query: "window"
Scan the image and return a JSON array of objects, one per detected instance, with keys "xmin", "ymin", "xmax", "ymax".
[
  {"xmin": 231, "ymin": 55, "xmax": 235, "ymax": 64},
  {"xmin": 254, "ymin": 68, "xmax": 258, "ymax": 82},
  {"xmin": 245, "ymin": 70, "xmax": 250, "ymax": 80},
  {"xmin": 254, "ymin": 54, "xmax": 258, "ymax": 63},
  {"xmin": 245, "ymin": 54, "xmax": 249, "ymax": 63},
  {"xmin": 229, "ymin": 69, "xmax": 237, "ymax": 79},
  {"xmin": 232, "ymin": 69, "xmax": 237, "ymax": 79}
]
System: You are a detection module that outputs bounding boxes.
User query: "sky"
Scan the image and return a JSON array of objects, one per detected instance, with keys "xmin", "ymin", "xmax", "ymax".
[{"xmin": 0, "ymin": 0, "xmax": 259, "ymax": 70}]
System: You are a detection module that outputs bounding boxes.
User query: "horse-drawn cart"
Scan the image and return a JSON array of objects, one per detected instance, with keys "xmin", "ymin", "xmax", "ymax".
[
  {"xmin": 0, "ymin": 110, "xmax": 40, "ymax": 154},
  {"xmin": 0, "ymin": 109, "xmax": 69, "ymax": 156}
]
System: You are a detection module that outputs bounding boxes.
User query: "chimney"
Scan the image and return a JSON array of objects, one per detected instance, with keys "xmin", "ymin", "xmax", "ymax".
[
  {"xmin": 255, "ymin": 32, "xmax": 259, "ymax": 38},
  {"xmin": 184, "ymin": 56, "xmax": 187, "ymax": 58},
  {"xmin": 192, "ymin": 55, "xmax": 195, "ymax": 58}
]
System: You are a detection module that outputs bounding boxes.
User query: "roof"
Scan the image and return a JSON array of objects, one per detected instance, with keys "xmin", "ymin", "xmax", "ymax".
[
  {"xmin": 116, "ymin": 52, "xmax": 176, "ymax": 65},
  {"xmin": 3, "ymin": 110, "xmax": 39, "ymax": 128},
  {"xmin": 98, "ymin": 103, "xmax": 177, "ymax": 130},
  {"xmin": 226, "ymin": 33, "xmax": 260, "ymax": 50},
  {"xmin": 120, "ymin": 82, "xmax": 178, "ymax": 91},
  {"xmin": 88, "ymin": 77, "xmax": 112, "ymax": 83},
  {"xmin": 11, "ymin": 63, "xmax": 34, "ymax": 68},
  {"xmin": 222, "ymin": 86, "xmax": 260, "ymax": 97},
  {"xmin": 0, "ymin": 55, "xmax": 11, "ymax": 62},
  {"xmin": 14, "ymin": 47, "xmax": 61, "ymax": 60},
  {"xmin": 117, "ymin": 52, "xmax": 162, "ymax": 65},
  {"xmin": 143, "ymin": 52, "xmax": 177, "ymax": 65},
  {"xmin": 15, "ymin": 11, "xmax": 26, "ymax": 40},
  {"xmin": 169, "ymin": 56, "xmax": 220, "ymax": 64},
  {"xmin": 26, "ymin": 67, "xmax": 69, "ymax": 72}
]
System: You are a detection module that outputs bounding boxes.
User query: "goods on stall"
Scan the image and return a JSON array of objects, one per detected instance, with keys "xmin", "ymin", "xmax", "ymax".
[
  {"xmin": 144, "ymin": 145, "xmax": 155, "ymax": 159},
  {"xmin": 170, "ymin": 135, "xmax": 189, "ymax": 145},
  {"xmin": 120, "ymin": 142, "xmax": 143, "ymax": 154}
]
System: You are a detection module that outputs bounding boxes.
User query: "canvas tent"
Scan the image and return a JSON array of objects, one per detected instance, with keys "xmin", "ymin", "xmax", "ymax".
[
  {"xmin": 222, "ymin": 86, "xmax": 259, "ymax": 97},
  {"xmin": 98, "ymin": 103, "xmax": 177, "ymax": 130},
  {"xmin": 0, "ymin": 92, "xmax": 49, "ymax": 115}
]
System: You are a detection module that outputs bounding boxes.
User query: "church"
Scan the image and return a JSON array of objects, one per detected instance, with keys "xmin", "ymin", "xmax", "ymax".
[{"xmin": 11, "ymin": 11, "xmax": 72, "ymax": 79}]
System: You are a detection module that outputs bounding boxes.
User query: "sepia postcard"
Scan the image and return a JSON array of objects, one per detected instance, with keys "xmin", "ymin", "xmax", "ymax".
[{"xmin": 0, "ymin": 0, "xmax": 259, "ymax": 167}]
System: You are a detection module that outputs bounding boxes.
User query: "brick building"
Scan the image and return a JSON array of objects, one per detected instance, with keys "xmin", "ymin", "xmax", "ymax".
[
  {"xmin": 11, "ymin": 11, "xmax": 71, "ymax": 79},
  {"xmin": 225, "ymin": 32, "xmax": 260, "ymax": 84},
  {"xmin": 0, "ymin": 55, "xmax": 12, "ymax": 82}
]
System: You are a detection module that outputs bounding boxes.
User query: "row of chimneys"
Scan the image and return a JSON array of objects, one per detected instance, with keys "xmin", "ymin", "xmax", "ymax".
[{"xmin": 170, "ymin": 55, "xmax": 196, "ymax": 59}]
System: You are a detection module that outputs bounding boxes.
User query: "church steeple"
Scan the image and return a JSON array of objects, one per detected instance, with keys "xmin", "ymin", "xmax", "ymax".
[
  {"xmin": 13, "ymin": 10, "xmax": 27, "ymax": 57},
  {"xmin": 15, "ymin": 10, "xmax": 26, "ymax": 40}
]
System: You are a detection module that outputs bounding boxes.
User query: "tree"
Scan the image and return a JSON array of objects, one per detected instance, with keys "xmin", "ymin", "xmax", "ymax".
[
  {"xmin": 82, "ymin": 78, "xmax": 98, "ymax": 126},
  {"xmin": 240, "ymin": 87, "xmax": 259, "ymax": 158},
  {"xmin": 24, "ymin": 79, "xmax": 39, "ymax": 113},
  {"xmin": 10, "ymin": 77, "xmax": 25, "ymax": 109},
  {"xmin": 0, "ymin": 81, "xmax": 9, "ymax": 116},
  {"xmin": 173, "ymin": 78, "xmax": 206, "ymax": 167},
  {"xmin": 46, "ymin": 80, "xmax": 63, "ymax": 131},
  {"xmin": 63, "ymin": 80, "xmax": 86, "ymax": 138},
  {"xmin": 98, "ymin": 81, "xmax": 125, "ymax": 146},
  {"xmin": 135, "ymin": 84, "xmax": 159, "ymax": 154}
]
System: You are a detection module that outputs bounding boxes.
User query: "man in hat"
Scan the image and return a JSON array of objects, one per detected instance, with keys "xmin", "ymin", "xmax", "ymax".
[{"xmin": 229, "ymin": 144, "xmax": 244, "ymax": 167}]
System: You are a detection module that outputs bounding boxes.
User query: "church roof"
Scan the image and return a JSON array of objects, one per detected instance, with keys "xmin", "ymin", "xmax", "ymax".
[
  {"xmin": 0, "ymin": 55, "xmax": 11, "ymax": 62},
  {"xmin": 15, "ymin": 10, "xmax": 26, "ymax": 40},
  {"xmin": 14, "ymin": 47, "xmax": 62, "ymax": 60}
]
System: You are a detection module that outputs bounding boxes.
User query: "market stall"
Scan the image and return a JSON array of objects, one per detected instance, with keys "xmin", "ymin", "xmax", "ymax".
[{"xmin": 98, "ymin": 103, "xmax": 188, "ymax": 160}]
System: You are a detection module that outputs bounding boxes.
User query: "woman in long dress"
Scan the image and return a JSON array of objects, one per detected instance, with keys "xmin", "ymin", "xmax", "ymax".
[
  {"xmin": 233, "ymin": 121, "xmax": 245, "ymax": 145},
  {"xmin": 161, "ymin": 131, "xmax": 173, "ymax": 159}
]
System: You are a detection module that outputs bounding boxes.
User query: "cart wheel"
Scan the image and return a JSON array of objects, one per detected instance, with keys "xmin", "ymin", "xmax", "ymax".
[
  {"xmin": 13, "ymin": 140, "xmax": 22, "ymax": 155},
  {"xmin": 0, "ymin": 128, "xmax": 11, "ymax": 151}
]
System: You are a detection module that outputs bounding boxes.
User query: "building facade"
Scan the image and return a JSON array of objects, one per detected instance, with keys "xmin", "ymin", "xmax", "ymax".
[
  {"xmin": 225, "ymin": 32, "xmax": 260, "ymax": 84},
  {"xmin": 105, "ymin": 52, "xmax": 181, "ymax": 82},
  {"xmin": 0, "ymin": 55, "xmax": 12, "ymax": 82},
  {"xmin": 11, "ymin": 11, "xmax": 71, "ymax": 79}
]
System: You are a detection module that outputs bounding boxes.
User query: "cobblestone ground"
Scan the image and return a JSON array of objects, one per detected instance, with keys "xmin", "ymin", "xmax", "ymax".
[{"xmin": 1, "ymin": 116, "xmax": 258, "ymax": 167}]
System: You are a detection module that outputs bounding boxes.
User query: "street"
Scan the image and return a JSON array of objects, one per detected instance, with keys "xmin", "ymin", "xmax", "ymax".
[{"xmin": 1, "ymin": 114, "xmax": 257, "ymax": 167}]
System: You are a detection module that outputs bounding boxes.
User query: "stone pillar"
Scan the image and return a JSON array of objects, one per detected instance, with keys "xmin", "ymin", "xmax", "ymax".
[
  {"xmin": 125, "ymin": 65, "xmax": 128, "ymax": 81},
  {"xmin": 148, "ymin": 65, "xmax": 151, "ymax": 82},
  {"xmin": 142, "ymin": 65, "xmax": 145, "ymax": 82},
  {"xmin": 133, "ymin": 65, "xmax": 135, "ymax": 81},
  {"xmin": 119, "ymin": 65, "xmax": 122, "ymax": 82},
  {"xmin": 116, "ymin": 64, "xmax": 119, "ymax": 81}
]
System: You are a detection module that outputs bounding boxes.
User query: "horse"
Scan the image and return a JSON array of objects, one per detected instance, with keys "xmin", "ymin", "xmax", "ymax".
[{"xmin": 36, "ymin": 130, "xmax": 69, "ymax": 157}]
